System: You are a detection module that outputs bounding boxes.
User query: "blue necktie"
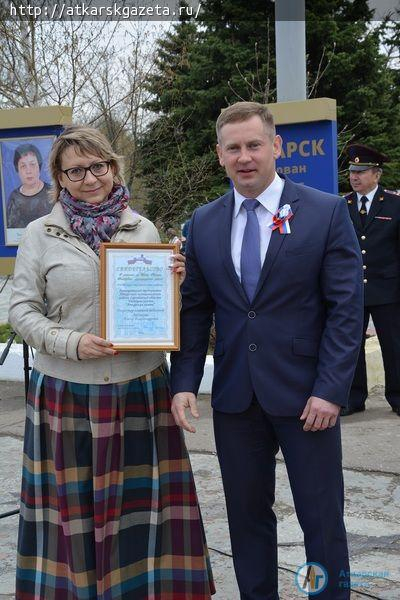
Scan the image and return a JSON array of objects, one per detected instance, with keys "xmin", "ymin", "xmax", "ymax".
[{"xmin": 240, "ymin": 199, "xmax": 261, "ymax": 302}]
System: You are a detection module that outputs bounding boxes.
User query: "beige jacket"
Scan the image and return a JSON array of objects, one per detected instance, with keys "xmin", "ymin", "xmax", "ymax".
[{"xmin": 8, "ymin": 202, "xmax": 165, "ymax": 384}]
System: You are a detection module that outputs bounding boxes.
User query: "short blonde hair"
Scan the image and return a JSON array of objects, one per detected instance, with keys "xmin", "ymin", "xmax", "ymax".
[
  {"xmin": 216, "ymin": 101, "xmax": 276, "ymax": 142},
  {"xmin": 48, "ymin": 125, "xmax": 125, "ymax": 201}
]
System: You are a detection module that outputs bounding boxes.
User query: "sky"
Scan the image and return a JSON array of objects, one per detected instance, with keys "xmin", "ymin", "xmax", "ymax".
[{"xmin": 368, "ymin": 0, "xmax": 400, "ymax": 20}]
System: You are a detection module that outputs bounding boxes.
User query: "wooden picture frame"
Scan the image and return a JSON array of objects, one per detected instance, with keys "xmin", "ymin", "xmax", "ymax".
[{"xmin": 100, "ymin": 243, "xmax": 180, "ymax": 351}]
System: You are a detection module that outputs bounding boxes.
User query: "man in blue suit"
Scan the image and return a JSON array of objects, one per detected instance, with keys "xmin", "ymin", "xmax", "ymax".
[{"xmin": 170, "ymin": 102, "xmax": 363, "ymax": 599}]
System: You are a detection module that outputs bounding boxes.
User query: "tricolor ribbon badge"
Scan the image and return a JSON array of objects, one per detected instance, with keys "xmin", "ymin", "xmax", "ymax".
[{"xmin": 270, "ymin": 204, "xmax": 293, "ymax": 234}]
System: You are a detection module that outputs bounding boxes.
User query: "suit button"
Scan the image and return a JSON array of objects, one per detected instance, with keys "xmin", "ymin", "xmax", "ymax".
[
  {"xmin": 363, "ymin": 278, "xmax": 368, "ymax": 283},
  {"xmin": 361, "ymin": 235, "xmax": 366, "ymax": 240},
  {"xmin": 248, "ymin": 311, "xmax": 256, "ymax": 319},
  {"xmin": 249, "ymin": 343, "xmax": 257, "ymax": 352},
  {"xmin": 361, "ymin": 249, "xmax": 366, "ymax": 254},
  {"xmin": 363, "ymin": 265, "xmax": 367, "ymax": 270},
  {"xmin": 104, "ymin": 376, "xmax": 110, "ymax": 382},
  {"xmin": 56, "ymin": 232, "xmax": 61, "ymax": 236}
]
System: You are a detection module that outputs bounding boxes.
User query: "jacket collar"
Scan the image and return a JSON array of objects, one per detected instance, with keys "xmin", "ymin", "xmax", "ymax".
[
  {"xmin": 219, "ymin": 189, "xmax": 248, "ymax": 302},
  {"xmin": 346, "ymin": 191, "xmax": 362, "ymax": 231},
  {"xmin": 232, "ymin": 172, "xmax": 284, "ymax": 217},
  {"xmin": 253, "ymin": 175, "xmax": 300, "ymax": 300},
  {"xmin": 347, "ymin": 185, "xmax": 386, "ymax": 231},
  {"xmin": 45, "ymin": 201, "xmax": 74, "ymax": 233}
]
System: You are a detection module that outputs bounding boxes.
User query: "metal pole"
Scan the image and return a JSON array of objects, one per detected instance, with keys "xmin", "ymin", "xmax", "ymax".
[
  {"xmin": 275, "ymin": 0, "xmax": 307, "ymax": 102},
  {"xmin": 23, "ymin": 341, "xmax": 31, "ymax": 401}
]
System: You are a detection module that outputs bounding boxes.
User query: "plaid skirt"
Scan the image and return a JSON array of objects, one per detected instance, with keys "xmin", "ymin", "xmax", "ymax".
[{"xmin": 16, "ymin": 366, "xmax": 215, "ymax": 599}]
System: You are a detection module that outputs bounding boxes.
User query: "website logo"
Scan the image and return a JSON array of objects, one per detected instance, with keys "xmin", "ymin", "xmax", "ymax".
[{"xmin": 295, "ymin": 562, "xmax": 328, "ymax": 595}]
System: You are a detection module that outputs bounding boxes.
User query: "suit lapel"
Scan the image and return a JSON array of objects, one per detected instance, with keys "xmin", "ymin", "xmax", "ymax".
[
  {"xmin": 219, "ymin": 191, "xmax": 249, "ymax": 303},
  {"xmin": 253, "ymin": 177, "xmax": 300, "ymax": 301},
  {"xmin": 346, "ymin": 192, "xmax": 362, "ymax": 231},
  {"xmin": 365, "ymin": 186, "xmax": 385, "ymax": 230}
]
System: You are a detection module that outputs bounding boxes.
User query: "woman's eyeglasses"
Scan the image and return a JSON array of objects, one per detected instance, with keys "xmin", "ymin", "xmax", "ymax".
[{"xmin": 61, "ymin": 161, "xmax": 111, "ymax": 182}]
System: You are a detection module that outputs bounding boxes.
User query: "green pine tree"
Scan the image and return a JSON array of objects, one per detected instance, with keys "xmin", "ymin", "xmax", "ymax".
[
  {"xmin": 140, "ymin": 0, "xmax": 400, "ymax": 225},
  {"xmin": 306, "ymin": 1, "xmax": 399, "ymax": 190},
  {"xmin": 141, "ymin": 0, "xmax": 276, "ymax": 226}
]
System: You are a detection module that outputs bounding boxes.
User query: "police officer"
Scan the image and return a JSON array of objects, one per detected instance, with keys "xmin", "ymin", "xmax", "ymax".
[{"xmin": 343, "ymin": 143, "xmax": 400, "ymax": 416}]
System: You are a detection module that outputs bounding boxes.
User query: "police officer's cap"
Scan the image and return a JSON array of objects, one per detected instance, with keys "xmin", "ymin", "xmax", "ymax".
[{"xmin": 347, "ymin": 143, "xmax": 390, "ymax": 172}]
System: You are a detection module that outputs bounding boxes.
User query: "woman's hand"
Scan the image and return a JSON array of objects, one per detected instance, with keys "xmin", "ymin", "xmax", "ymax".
[
  {"xmin": 170, "ymin": 252, "xmax": 186, "ymax": 286},
  {"xmin": 77, "ymin": 333, "xmax": 118, "ymax": 360}
]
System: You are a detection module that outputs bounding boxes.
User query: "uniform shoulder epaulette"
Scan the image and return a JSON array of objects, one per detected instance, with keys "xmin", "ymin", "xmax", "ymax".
[
  {"xmin": 343, "ymin": 192, "xmax": 353, "ymax": 204},
  {"xmin": 384, "ymin": 189, "xmax": 400, "ymax": 196}
]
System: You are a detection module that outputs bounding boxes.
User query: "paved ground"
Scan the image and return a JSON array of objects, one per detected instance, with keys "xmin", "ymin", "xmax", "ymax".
[{"xmin": 0, "ymin": 380, "xmax": 399, "ymax": 599}]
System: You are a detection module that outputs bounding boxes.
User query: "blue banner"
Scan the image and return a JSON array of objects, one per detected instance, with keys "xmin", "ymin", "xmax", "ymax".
[
  {"xmin": 0, "ymin": 124, "xmax": 64, "ymax": 258},
  {"xmin": 276, "ymin": 119, "xmax": 338, "ymax": 195}
]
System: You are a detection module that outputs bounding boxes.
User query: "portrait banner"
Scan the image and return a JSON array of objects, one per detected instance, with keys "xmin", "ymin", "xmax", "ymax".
[{"xmin": 0, "ymin": 135, "xmax": 55, "ymax": 245}]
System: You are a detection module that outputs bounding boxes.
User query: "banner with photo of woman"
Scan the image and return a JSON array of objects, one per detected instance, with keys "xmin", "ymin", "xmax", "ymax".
[{"xmin": 0, "ymin": 135, "xmax": 55, "ymax": 245}]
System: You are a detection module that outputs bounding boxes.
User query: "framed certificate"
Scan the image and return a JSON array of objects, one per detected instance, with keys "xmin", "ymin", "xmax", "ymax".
[{"xmin": 100, "ymin": 243, "xmax": 180, "ymax": 350}]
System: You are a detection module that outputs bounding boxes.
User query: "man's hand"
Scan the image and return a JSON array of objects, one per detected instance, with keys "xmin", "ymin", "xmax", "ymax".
[
  {"xmin": 169, "ymin": 238, "xmax": 186, "ymax": 286},
  {"xmin": 300, "ymin": 396, "xmax": 340, "ymax": 432},
  {"xmin": 77, "ymin": 333, "xmax": 117, "ymax": 359},
  {"xmin": 171, "ymin": 392, "xmax": 199, "ymax": 433},
  {"xmin": 171, "ymin": 251, "xmax": 186, "ymax": 286}
]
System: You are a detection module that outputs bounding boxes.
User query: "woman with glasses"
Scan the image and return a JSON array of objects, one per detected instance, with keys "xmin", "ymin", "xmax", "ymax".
[{"xmin": 9, "ymin": 126, "xmax": 215, "ymax": 599}]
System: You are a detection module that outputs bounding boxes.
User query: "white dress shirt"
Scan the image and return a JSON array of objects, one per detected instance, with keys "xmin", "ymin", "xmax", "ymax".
[
  {"xmin": 231, "ymin": 172, "xmax": 285, "ymax": 280},
  {"xmin": 357, "ymin": 186, "xmax": 378, "ymax": 214}
]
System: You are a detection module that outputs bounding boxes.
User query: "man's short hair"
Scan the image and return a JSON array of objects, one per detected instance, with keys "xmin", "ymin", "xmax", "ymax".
[
  {"xmin": 372, "ymin": 167, "xmax": 383, "ymax": 176},
  {"xmin": 216, "ymin": 101, "xmax": 276, "ymax": 142},
  {"xmin": 13, "ymin": 143, "xmax": 43, "ymax": 171}
]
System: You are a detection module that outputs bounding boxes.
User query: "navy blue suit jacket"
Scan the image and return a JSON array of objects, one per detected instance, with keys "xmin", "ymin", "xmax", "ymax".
[{"xmin": 170, "ymin": 176, "xmax": 364, "ymax": 415}]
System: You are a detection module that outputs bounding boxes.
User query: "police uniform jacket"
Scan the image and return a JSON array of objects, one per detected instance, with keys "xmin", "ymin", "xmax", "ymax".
[{"xmin": 346, "ymin": 185, "xmax": 400, "ymax": 306}]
